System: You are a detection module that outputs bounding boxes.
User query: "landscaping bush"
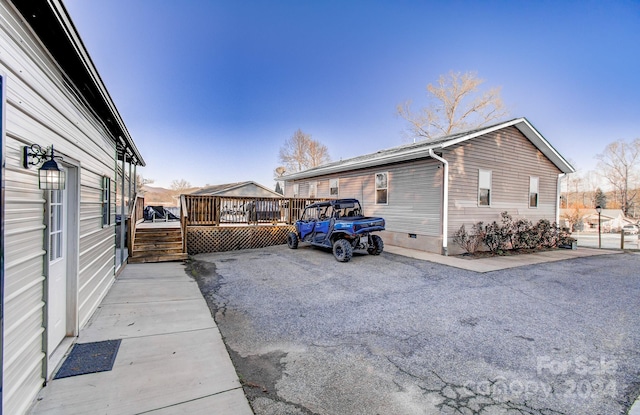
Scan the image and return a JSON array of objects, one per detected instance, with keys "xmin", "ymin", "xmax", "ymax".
[
  {"xmin": 511, "ymin": 218, "xmax": 533, "ymax": 249},
  {"xmin": 500, "ymin": 212, "xmax": 516, "ymax": 249},
  {"xmin": 452, "ymin": 222, "xmax": 484, "ymax": 254},
  {"xmin": 453, "ymin": 211, "xmax": 568, "ymax": 255},
  {"xmin": 536, "ymin": 219, "xmax": 559, "ymax": 248},
  {"xmin": 483, "ymin": 221, "xmax": 509, "ymax": 253}
]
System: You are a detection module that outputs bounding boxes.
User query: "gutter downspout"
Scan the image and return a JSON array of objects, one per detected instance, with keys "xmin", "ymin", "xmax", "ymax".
[
  {"xmin": 429, "ymin": 149, "xmax": 449, "ymax": 256},
  {"xmin": 556, "ymin": 173, "xmax": 566, "ymax": 225}
]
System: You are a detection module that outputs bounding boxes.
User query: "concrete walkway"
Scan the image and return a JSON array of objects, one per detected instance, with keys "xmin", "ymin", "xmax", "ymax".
[
  {"xmin": 384, "ymin": 245, "xmax": 622, "ymax": 272},
  {"xmin": 29, "ymin": 262, "xmax": 253, "ymax": 415}
]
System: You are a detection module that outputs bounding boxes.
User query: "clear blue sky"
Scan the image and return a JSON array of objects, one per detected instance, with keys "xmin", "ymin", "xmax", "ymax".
[{"xmin": 65, "ymin": 0, "xmax": 640, "ymax": 189}]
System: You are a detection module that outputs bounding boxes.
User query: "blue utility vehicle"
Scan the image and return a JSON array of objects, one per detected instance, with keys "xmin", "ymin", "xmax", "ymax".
[{"xmin": 287, "ymin": 199, "xmax": 385, "ymax": 262}]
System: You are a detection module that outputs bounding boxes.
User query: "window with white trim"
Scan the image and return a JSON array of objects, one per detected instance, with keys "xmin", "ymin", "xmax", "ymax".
[
  {"xmin": 329, "ymin": 178, "xmax": 339, "ymax": 196},
  {"xmin": 478, "ymin": 169, "xmax": 492, "ymax": 206},
  {"xmin": 49, "ymin": 190, "xmax": 63, "ymax": 261},
  {"xmin": 308, "ymin": 182, "xmax": 317, "ymax": 198},
  {"xmin": 529, "ymin": 176, "xmax": 539, "ymax": 208},
  {"xmin": 293, "ymin": 183, "xmax": 299, "ymax": 197},
  {"xmin": 375, "ymin": 172, "xmax": 388, "ymax": 204},
  {"xmin": 102, "ymin": 176, "xmax": 111, "ymax": 226}
]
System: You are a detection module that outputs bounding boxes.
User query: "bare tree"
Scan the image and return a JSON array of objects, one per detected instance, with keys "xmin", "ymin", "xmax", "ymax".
[
  {"xmin": 170, "ymin": 178, "xmax": 192, "ymax": 195},
  {"xmin": 397, "ymin": 71, "xmax": 508, "ymax": 141},
  {"xmin": 596, "ymin": 138, "xmax": 640, "ymax": 216},
  {"xmin": 136, "ymin": 174, "xmax": 154, "ymax": 195},
  {"xmin": 278, "ymin": 129, "xmax": 330, "ymax": 173}
]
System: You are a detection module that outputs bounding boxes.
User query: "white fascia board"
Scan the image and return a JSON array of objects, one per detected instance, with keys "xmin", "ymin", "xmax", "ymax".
[
  {"xmin": 514, "ymin": 119, "xmax": 576, "ymax": 174},
  {"xmin": 438, "ymin": 118, "xmax": 524, "ymax": 148},
  {"xmin": 283, "ymin": 117, "xmax": 575, "ymax": 181},
  {"xmin": 439, "ymin": 117, "xmax": 575, "ymax": 174},
  {"xmin": 49, "ymin": 0, "xmax": 145, "ymax": 165},
  {"xmin": 282, "ymin": 145, "xmax": 441, "ymax": 181}
]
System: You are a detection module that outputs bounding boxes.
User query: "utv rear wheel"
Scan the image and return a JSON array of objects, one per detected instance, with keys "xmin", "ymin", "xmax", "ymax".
[
  {"xmin": 332, "ymin": 239, "xmax": 353, "ymax": 262},
  {"xmin": 367, "ymin": 235, "xmax": 384, "ymax": 255},
  {"xmin": 287, "ymin": 232, "xmax": 299, "ymax": 249}
]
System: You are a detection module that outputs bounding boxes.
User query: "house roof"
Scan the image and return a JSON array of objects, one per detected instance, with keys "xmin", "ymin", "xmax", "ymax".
[
  {"xmin": 191, "ymin": 181, "xmax": 283, "ymax": 198},
  {"xmin": 281, "ymin": 118, "xmax": 575, "ymax": 181},
  {"xmin": 12, "ymin": 0, "xmax": 145, "ymax": 166},
  {"xmin": 561, "ymin": 208, "xmax": 632, "ymax": 221}
]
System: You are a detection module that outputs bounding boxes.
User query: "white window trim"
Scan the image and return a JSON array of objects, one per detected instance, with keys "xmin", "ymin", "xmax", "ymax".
[
  {"xmin": 102, "ymin": 176, "xmax": 111, "ymax": 227},
  {"xmin": 293, "ymin": 183, "xmax": 299, "ymax": 197},
  {"xmin": 529, "ymin": 176, "xmax": 539, "ymax": 208},
  {"xmin": 308, "ymin": 181, "xmax": 317, "ymax": 198},
  {"xmin": 329, "ymin": 178, "xmax": 339, "ymax": 197},
  {"xmin": 375, "ymin": 172, "xmax": 389, "ymax": 205},
  {"xmin": 478, "ymin": 169, "xmax": 492, "ymax": 207}
]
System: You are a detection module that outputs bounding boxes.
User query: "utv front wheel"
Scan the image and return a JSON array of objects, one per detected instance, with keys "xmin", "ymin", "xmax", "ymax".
[
  {"xmin": 332, "ymin": 239, "xmax": 353, "ymax": 262},
  {"xmin": 287, "ymin": 232, "xmax": 299, "ymax": 249},
  {"xmin": 367, "ymin": 235, "xmax": 384, "ymax": 255}
]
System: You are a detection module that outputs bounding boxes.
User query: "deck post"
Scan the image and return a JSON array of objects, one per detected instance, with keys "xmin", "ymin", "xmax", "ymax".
[
  {"xmin": 214, "ymin": 197, "xmax": 221, "ymax": 226},
  {"xmin": 120, "ymin": 154, "xmax": 127, "ymax": 266}
]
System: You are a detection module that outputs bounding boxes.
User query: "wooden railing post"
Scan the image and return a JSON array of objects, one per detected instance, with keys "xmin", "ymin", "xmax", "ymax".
[
  {"xmin": 214, "ymin": 197, "xmax": 221, "ymax": 226},
  {"xmin": 180, "ymin": 195, "xmax": 188, "ymax": 254}
]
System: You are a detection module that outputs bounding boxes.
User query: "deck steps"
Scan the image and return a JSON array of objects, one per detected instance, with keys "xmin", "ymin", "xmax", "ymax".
[{"xmin": 129, "ymin": 225, "xmax": 188, "ymax": 263}]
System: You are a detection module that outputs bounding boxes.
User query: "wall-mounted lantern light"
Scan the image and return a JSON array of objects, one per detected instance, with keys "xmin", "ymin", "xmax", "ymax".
[{"xmin": 22, "ymin": 144, "xmax": 66, "ymax": 190}]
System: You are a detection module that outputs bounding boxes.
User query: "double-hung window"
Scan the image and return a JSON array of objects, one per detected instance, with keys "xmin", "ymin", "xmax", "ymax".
[
  {"xmin": 102, "ymin": 176, "xmax": 111, "ymax": 226},
  {"xmin": 329, "ymin": 178, "xmax": 339, "ymax": 196},
  {"xmin": 293, "ymin": 183, "xmax": 299, "ymax": 197},
  {"xmin": 308, "ymin": 182, "xmax": 317, "ymax": 198},
  {"xmin": 478, "ymin": 169, "xmax": 492, "ymax": 206},
  {"xmin": 529, "ymin": 176, "xmax": 539, "ymax": 208},
  {"xmin": 375, "ymin": 172, "xmax": 388, "ymax": 204}
]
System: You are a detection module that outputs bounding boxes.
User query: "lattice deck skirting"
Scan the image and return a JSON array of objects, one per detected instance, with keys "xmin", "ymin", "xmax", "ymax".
[{"xmin": 187, "ymin": 225, "xmax": 295, "ymax": 254}]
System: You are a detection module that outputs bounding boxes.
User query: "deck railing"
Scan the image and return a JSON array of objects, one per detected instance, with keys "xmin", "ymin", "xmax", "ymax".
[
  {"xmin": 181, "ymin": 195, "xmax": 328, "ymax": 226},
  {"xmin": 127, "ymin": 195, "xmax": 145, "ymax": 255}
]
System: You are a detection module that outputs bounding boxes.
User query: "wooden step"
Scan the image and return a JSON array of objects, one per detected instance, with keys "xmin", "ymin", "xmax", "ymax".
[
  {"xmin": 128, "ymin": 252, "xmax": 188, "ymax": 264},
  {"xmin": 136, "ymin": 232, "xmax": 182, "ymax": 241},
  {"xmin": 131, "ymin": 225, "xmax": 185, "ymax": 263},
  {"xmin": 133, "ymin": 241, "xmax": 183, "ymax": 250}
]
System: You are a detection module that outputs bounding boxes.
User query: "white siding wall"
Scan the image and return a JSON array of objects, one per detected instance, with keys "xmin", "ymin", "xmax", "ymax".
[
  {"xmin": 285, "ymin": 159, "xmax": 443, "ymax": 251},
  {"xmin": 446, "ymin": 126, "xmax": 562, "ymax": 254},
  {"xmin": 1, "ymin": 2, "xmax": 119, "ymax": 413},
  {"xmin": 283, "ymin": 127, "xmax": 563, "ymax": 255}
]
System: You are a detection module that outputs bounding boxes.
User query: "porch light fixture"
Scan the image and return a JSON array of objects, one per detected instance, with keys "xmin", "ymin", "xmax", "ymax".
[{"xmin": 22, "ymin": 144, "xmax": 66, "ymax": 190}]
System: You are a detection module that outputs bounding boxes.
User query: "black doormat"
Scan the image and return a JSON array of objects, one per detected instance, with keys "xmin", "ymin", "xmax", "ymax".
[{"xmin": 54, "ymin": 339, "xmax": 122, "ymax": 379}]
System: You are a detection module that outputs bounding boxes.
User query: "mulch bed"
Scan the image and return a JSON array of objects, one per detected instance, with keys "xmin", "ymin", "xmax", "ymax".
[{"xmin": 457, "ymin": 247, "xmax": 562, "ymax": 260}]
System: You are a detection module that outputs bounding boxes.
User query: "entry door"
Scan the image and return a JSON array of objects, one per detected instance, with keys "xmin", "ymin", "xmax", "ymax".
[{"xmin": 47, "ymin": 183, "xmax": 68, "ymax": 353}]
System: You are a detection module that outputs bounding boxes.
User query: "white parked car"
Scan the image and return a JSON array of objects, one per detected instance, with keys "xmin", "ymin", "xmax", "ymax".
[{"xmin": 623, "ymin": 224, "xmax": 639, "ymax": 235}]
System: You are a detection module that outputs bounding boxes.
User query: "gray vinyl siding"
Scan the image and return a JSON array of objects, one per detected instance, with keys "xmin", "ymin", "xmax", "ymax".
[
  {"xmin": 446, "ymin": 126, "xmax": 561, "ymax": 250},
  {"xmin": 1, "ymin": 2, "xmax": 119, "ymax": 413},
  {"xmin": 286, "ymin": 159, "xmax": 443, "ymax": 236}
]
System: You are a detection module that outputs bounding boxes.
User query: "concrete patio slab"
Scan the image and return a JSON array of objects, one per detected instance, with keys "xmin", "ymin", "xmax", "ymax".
[
  {"xmin": 79, "ymin": 297, "xmax": 215, "ymax": 342},
  {"xmin": 384, "ymin": 245, "xmax": 622, "ymax": 272},
  {"xmin": 145, "ymin": 389, "xmax": 252, "ymax": 414},
  {"xmin": 31, "ymin": 329, "xmax": 244, "ymax": 415},
  {"xmin": 29, "ymin": 262, "xmax": 252, "ymax": 415},
  {"xmin": 116, "ymin": 262, "xmax": 189, "ymax": 281},
  {"xmin": 102, "ymin": 279, "xmax": 203, "ymax": 304}
]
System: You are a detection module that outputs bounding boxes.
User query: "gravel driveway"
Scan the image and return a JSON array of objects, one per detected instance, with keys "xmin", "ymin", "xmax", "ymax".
[{"xmin": 188, "ymin": 245, "xmax": 640, "ymax": 415}]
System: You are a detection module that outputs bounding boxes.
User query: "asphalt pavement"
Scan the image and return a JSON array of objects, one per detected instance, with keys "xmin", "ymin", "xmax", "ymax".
[{"xmin": 191, "ymin": 245, "xmax": 640, "ymax": 415}]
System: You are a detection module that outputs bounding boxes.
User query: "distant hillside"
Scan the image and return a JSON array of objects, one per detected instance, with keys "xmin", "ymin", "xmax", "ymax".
[{"xmin": 141, "ymin": 185, "xmax": 201, "ymax": 207}]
